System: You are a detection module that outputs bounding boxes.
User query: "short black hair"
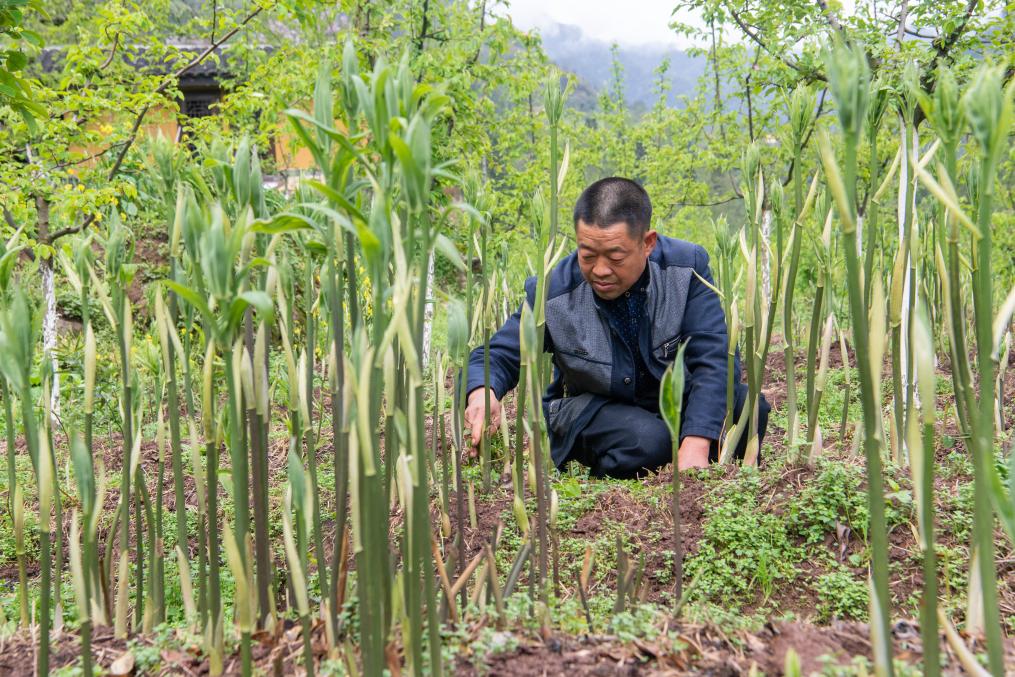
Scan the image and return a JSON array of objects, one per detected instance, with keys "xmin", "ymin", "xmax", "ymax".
[{"xmin": 573, "ymin": 177, "xmax": 652, "ymax": 236}]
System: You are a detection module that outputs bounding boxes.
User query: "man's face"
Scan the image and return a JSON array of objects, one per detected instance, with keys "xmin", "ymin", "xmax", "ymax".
[{"xmin": 575, "ymin": 220, "xmax": 657, "ymax": 300}]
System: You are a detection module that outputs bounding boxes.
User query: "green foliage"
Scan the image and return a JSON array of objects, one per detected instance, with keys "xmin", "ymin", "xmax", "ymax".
[
  {"xmin": 686, "ymin": 472, "xmax": 801, "ymax": 606},
  {"xmin": 815, "ymin": 567, "xmax": 869, "ymax": 622},
  {"xmin": 0, "ymin": 0, "xmax": 45, "ymax": 128},
  {"xmin": 788, "ymin": 461, "xmax": 869, "ymax": 544}
]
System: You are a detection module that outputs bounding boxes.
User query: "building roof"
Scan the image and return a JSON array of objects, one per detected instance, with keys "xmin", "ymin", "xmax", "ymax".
[{"xmin": 38, "ymin": 43, "xmax": 269, "ymax": 90}]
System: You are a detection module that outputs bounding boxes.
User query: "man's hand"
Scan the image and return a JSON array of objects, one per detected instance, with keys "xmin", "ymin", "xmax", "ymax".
[
  {"xmin": 464, "ymin": 388, "xmax": 502, "ymax": 458},
  {"xmin": 677, "ymin": 435, "xmax": 711, "ymax": 471}
]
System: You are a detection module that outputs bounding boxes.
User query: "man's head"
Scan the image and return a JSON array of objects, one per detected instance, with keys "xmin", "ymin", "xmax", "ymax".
[{"xmin": 572, "ymin": 177, "xmax": 657, "ymax": 300}]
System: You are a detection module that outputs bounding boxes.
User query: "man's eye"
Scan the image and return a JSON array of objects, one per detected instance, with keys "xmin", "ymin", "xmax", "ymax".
[{"xmin": 609, "ymin": 256, "xmax": 625, "ymax": 263}]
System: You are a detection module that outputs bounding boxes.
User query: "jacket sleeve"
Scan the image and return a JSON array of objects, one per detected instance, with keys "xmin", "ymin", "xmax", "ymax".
[
  {"xmin": 679, "ymin": 246, "xmax": 732, "ymax": 442},
  {"xmin": 466, "ymin": 276, "xmax": 539, "ymax": 400}
]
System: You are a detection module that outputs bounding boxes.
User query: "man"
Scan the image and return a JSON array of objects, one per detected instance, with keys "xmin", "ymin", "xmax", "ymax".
[{"xmin": 464, "ymin": 177, "xmax": 770, "ymax": 478}]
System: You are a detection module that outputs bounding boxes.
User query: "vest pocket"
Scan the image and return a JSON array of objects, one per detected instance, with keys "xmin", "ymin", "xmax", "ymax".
[
  {"xmin": 657, "ymin": 335, "xmax": 682, "ymax": 360},
  {"xmin": 553, "ymin": 349, "xmax": 612, "ymax": 397}
]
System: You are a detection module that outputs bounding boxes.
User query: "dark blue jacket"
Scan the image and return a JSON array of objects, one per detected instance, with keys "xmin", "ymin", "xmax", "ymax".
[{"xmin": 467, "ymin": 235, "xmax": 743, "ymax": 467}]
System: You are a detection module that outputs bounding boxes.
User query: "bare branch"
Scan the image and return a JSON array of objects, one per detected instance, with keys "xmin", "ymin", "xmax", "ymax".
[
  {"xmin": 723, "ymin": 1, "xmax": 827, "ymax": 82},
  {"xmin": 47, "ymin": 142, "xmax": 126, "ymax": 172},
  {"xmin": 99, "ymin": 30, "xmax": 120, "ymax": 71},
  {"xmin": 895, "ymin": 0, "xmax": 908, "ymax": 45},
  {"xmin": 48, "ymin": 3, "xmax": 269, "ymax": 245},
  {"xmin": 673, "ymin": 194, "xmax": 743, "ymax": 208},
  {"xmin": 2, "ymin": 205, "xmax": 16, "ymax": 230},
  {"xmin": 914, "ymin": 0, "xmax": 978, "ymax": 127},
  {"xmin": 47, "ymin": 215, "xmax": 94, "ymax": 243},
  {"xmin": 815, "ymin": 0, "xmax": 844, "ymax": 34}
]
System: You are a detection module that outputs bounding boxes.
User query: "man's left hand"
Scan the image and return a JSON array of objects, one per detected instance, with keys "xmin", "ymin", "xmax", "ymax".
[{"xmin": 677, "ymin": 435, "xmax": 711, "ymax": 470}]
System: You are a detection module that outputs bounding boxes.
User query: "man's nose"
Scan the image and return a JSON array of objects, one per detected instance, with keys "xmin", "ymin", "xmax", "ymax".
[{"xmin": 592, "ymin": 259, "xmax": 612, "ymax": 278}]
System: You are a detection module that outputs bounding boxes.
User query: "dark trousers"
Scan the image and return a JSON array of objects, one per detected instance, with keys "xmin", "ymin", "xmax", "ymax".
[{"xmin": 567, "ymin": 393, "xmax": 771, "ymax": 479}]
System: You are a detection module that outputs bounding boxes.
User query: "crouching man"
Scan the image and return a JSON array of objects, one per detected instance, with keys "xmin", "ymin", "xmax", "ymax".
[{"xmin": 464, "ymin": 177, "xmax": 770, "ymax": 479}]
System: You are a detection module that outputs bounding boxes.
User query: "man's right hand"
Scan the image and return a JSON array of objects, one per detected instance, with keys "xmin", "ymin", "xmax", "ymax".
[{"xmin": 464, "ymin": 388, "xmax": 502, "ymax": 458}]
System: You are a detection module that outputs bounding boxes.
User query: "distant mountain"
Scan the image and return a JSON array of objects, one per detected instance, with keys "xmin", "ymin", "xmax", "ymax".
[{"xmin": 535, "ymin": 21, "xmax": 706, "ymax": 111}]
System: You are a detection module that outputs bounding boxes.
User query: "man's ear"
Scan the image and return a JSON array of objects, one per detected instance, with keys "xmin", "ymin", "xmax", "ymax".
[{"xmin": 643, "ymin": 230, "xmax": 658, "ymax": 255}]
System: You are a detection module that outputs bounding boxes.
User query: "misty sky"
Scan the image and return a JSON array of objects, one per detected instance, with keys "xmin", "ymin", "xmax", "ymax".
[{"xmin": 496, "ymin": 0, "xmax": 704, "ymax": 49}]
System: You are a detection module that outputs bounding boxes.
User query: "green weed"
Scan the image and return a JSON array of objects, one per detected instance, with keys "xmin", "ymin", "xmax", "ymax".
[
  {"xmin": 685, "ymin": 473, "xmax": 801, "ymax": 607},
  {"xmin": 815, "ymin": 567, "xmax": 868, "ymax": 622}
]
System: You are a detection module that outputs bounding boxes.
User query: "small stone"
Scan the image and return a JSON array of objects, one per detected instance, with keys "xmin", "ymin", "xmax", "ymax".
[{"xmin": 109, "ymin": 650, "xmax": 135, "ymax": 676}]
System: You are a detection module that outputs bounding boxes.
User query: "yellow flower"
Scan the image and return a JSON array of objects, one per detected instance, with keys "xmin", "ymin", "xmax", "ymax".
[
  {"xmin": 99, "ymin": 124, "xmax": 113, "ymax": 135},
  {"xmin": 77, "ymin": 184, "xmax": 85, "ymax": 192}
]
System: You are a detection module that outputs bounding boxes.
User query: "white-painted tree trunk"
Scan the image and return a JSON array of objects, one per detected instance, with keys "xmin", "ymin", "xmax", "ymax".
[
  {"xmin": 896, "ymin": 115, "xmax": 919, "ymax": 460},
  {"xmin": 422, "ymin": 254, "xmax": 435, "ymax": 371},
  {"xmin": 761, "ymin": 208, "xmax": 772, "ymax": 299},
  {"xmin": 856, "ymin": 214, "xmax": 864, "ymax": 258},
  {"xmin": 42, "ymin": 263, "xmax": 61, "ymax": 420}
]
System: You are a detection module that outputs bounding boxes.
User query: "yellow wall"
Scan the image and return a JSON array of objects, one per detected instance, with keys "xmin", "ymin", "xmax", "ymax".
[{"xmin": 71, "ymin": 106, "xmax": 317, "ymax": 172}]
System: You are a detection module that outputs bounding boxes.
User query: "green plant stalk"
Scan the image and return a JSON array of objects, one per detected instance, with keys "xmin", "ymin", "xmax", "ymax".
[
  {"xmin": 402, "ymin": 196, "xmax": 437, "ymax": 669},
  {"xmin": 513, "ymin": 366, "xmax": 527, "ymax": 500},
  {"xmin": 223, "ymin": 342, "xmax": 253, "ymax": 669},
  {"xmin": 891, "ymin": 116, "xmax": 916, "ymax": 464},
  {"xmin": 115, "ymin": 321, "xmax": 134, "ymax": 635},
  {"xmin": 454, "ymin": 361, "xmax": 468, "ymax": 610},
  {"xmin": 2, "ymin": 379, "xmax": 15, "ymax": 511},
  {"xmin": 524, "ymin": 76, "xmax": 566, "ymax": 598},
  {"xmin": 39, "ymin": 515, "xmax": 51, "ymax": 675},
  {"xmin": 54, "ymin": 466, "xmax": 64, "ymax": 629},
  {"xmin": 613, "ymin": 534, "xmax": 627, "ymax": 615},
  {"xmin": 13, "ymin": 484, "xmax": 28, "ymax": 627},
  {"xmin": 838, "ymin": 331, "xmax": 852, "ymax": 447},
  {"xmin": 302, "ymin": 262, "xmax": 331, "ymax": 627},
  {"xmin": 416, "ymin": 223, "xmax": 441, "ymax": 676},
  {"xmin": 437, "ymin": 358, "xmax": 450, "ymax": 520},
  {"xmin": 783, "ymin": 149, "xmax": 806, "ymax": 449},
  {"xmin": 863, "ymin": 124, "xmax": 881, "ymax": 309},
  {"xmin": 3, "ymin": 379, "xmax": 23, "ymax": 624},
  {"xmin": 224, "ymin": 342, "xmax": 251, "ymax": 552},
  {"xmin": 80, "ymin": 266, "xmax": 100, "ymax": 610},
  {"xmin": 290, "ymin": 459, "xmax": 315, "ymax": 677},
  {"xmin": 527, "ymin": 357, "xmax": 549, "ymax": 602},
  {"xmin": 102, "ymin": 503, "xmax": 120, "ymax": 617},
  {"xmin": 477, "ymin": 216, "xmax": 492, "ymax": 493},
  {"xmin": 204, "ymin": 405, "xmax": 222, "ymax": 662},
  {"xmin": 825, "ymin": 133, "xmax": 894, "ymax": 675},
  {"xmin": 890, "ymin": 312, "xmax": 906, "ymax": 463},
  {"xmin": 134, "ymin": 471, "xmax": 144, "ymax": 628},
  {"xmin": 711, "ymin": 218, "xmax": 736, "ymax": 437},
  {"xmin": 72, "ymin": 433, "xmax": 98, "ymax": 675},
  {"xmin": 166, "ymin": 291, "xmax": 190, "ymax": 594},
  {"xmin": 244, "ymin": 313, "xmax": 270, "ymax": 625},
  {"xmin": 363, "ymin": 237, "xmax": 393, "ymax": 677},
  {"xmin": 969, "ymin": 153, "xmax": 1005, "ymax": 675},
  {"xmin": 197, "ymin": 504, "xmax": 208, "ymax": 627},
  {"xmin": 659, "ymin": 345, "xmax": 687, "ymax": 609},
  {"xmin": 326, "ymin": 253, "xmax": 348, "ymax": 634},
  {"xmin": 140, "ymin": 476, "xmax": 157, "ymax": 629},
  {"xmin": 155, "ymin": 419, "xmax": 166, "ymax": 622},
  {"xmin": 804, "ymin": 279, "xmax": 825, "ymax": 440},
  {"xmin": 939, "ymin": 146, "xmax": 974, "ymax": 438},
  {"xmin": 917, "ymin": 411, "xmax": 941, "ymax": 676}
]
